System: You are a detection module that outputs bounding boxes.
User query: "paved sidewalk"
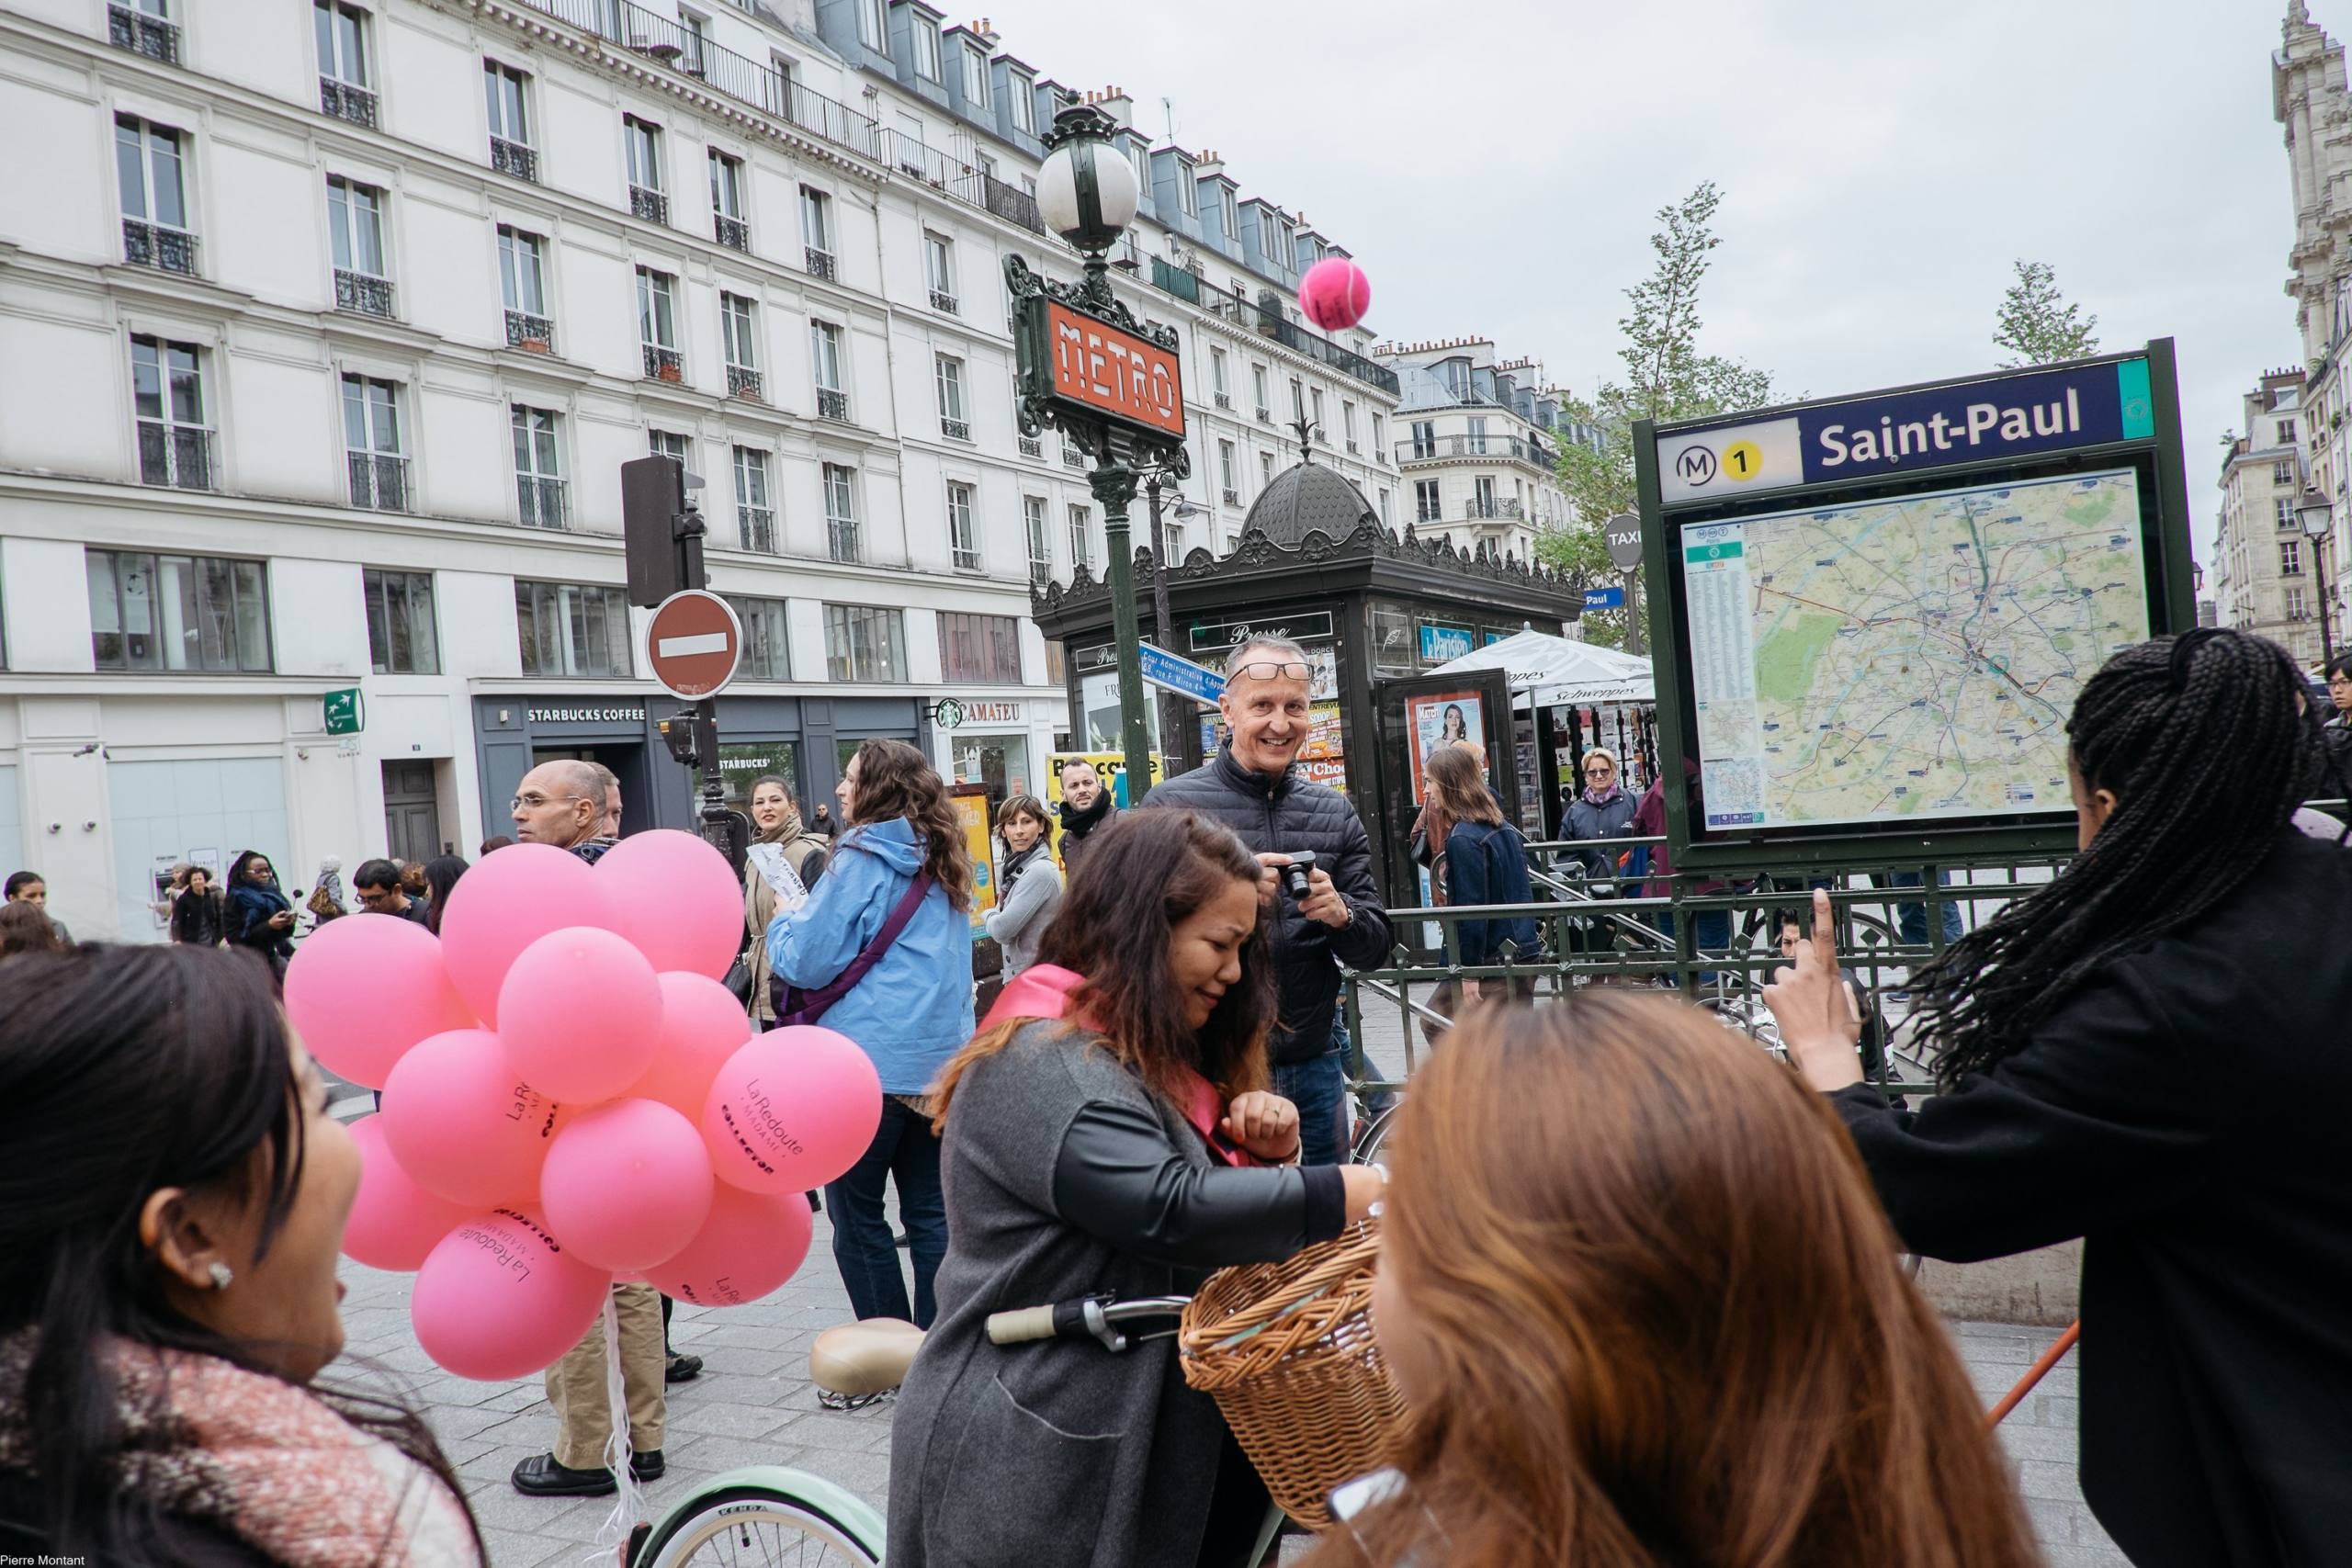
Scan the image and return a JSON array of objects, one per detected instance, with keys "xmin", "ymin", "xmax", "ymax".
[{"xmin": 337, "ymin": 1223, "xmax": 2123, "ymax": 1567}]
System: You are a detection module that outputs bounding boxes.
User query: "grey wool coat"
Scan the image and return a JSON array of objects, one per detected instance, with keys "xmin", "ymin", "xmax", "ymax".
[{"xmin": 887, "ymin": 1021, "xmax": 1327, "ymax": 1568}]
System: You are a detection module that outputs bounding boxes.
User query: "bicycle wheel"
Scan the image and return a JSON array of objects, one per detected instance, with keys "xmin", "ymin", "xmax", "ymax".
[
  {"xmin": 1353, "ymin": 1100, "xmax": 1404, "ymax": 1165},
  {"xmin": 636, "ymin": 1477, "xmax": 886, "ymax": 1568}
]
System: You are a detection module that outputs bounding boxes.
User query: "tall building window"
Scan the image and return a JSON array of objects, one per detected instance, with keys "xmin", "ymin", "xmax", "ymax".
[
  {"xmin": 326, "ymin": 176, "xmax": 393, "ymax": 317},
  {"xmin": 1177, "ymin": 159, "xmax": 1198, "ymax": 216},
  {"xmin": 733, "ymin": 445, "xmax": 775, "ymax": 553},
  {"xmin": 1372, "ymin": 412, "xmax": 1385, "ymax": 454},
  {"xmin": 947, "ymin": 480, "xmax": 979, "ymax": 570},
  {"xmin": 961, "ymin": 42, "xmax": 991, "ymax": 110},
  {"xmin": 1310, "ymin": 387, "xmax": 1326, "ymax": 439},
  {"xmin": 854, "ymin": 0, "xmax": 887, "ymax": 54},
  {"xmin": 707, "ymin": 149, "xmax": 748, "ymax": 250},
  {"xmin": 721, "ymin": 292, "xmax": 761, "ymax": 400},
  {"xmin": 1210, "ymin": 347, "xmax": 1229, "ymax": 408},
  {"xmin": 1024, "ymin": 495, "xmax": 1050, "ymax": 587},
  {"xmin": 925, "ymin": 231, "xmax": 957, "ymax": 312},
  {"xmin": 485, "ymin": 61, "xmax": 536, "ymax": 180},
  {"xmin": 2282, "ymin": 539, "xmax": 2303, "ymax": 576},
  {"xmin": 623, "ymin": 115, "xmax": 666, "ymax": 224},
  {"xmin": 340, "ymin": 375, "xmax": 407, "ymax": 512},
  {"xmin": 1218, "ymin": 440, "xmax": 1238, "ymax": 502},
  {"xmin": 636, "ymin": 267, "xmax": 679, "ymax": 378},
  {"xmin": 1010, "ymin": 73, "xmax": 1035, "ymax": 133},
  {"xmin": 940, "ymin": 611, "xmax": 1020, "ymax": 682},
  {"xmin": 364, "ymin": 569, "xmax": 438, "ymax": 675},
  {"xmin": 87, "ymin": 549, "xmax": 270, "ymax": 671},
  {"xmin": 679, "ymin": 8, "xmax": 707, "ymax": 73},
  {"xmin": 911, "ymin": 17, "xmax": 941, "ymax": 81},
  {"xmin": 498, "ymin": 226, "xmax": 551, "ymax": 348},
  {"xmin": 800, "ymin": 185, "xmax": 834, "ymax": 277},
  {"xmin": 2277, "ymin": 497, "xmax": 2299, "ymax": 531},
  {"xmin": 130, "ymin": 334, "xmax": 211, "ymax": 490},
  {"xmin": 1341, "ymin": 400, "xmax": 1357, "ymax": 451},
  {"xmin": 2287, "ymin": 584, "xmax": 2311, "ymax": 621},
  {"xmin": 1067, "ymin": 503, "xmax": 1092, "ymax": 572},
  {"xmin": 511, "ymin": 404, "xmax": 566, "ymax": 528},
  {"xmin": 1465, "ymin": 414, "xmax": 1488, "ymax": 455},
  {"xmin": 724, "ymin": 594, "xmax": 791, "ymax": 679},
  {"xmin": 823, "ymin": 462, "xmax": 858, "ymax": 561},
  {"xmin": 1219, "ymin": 186, "xmax": 1238, "ymax": 241},
  {"xmin": 312, "ymin": 1, "xmax": 376, "ymax": 125},
  {"xmin": 1260, "ymin": 452, "xmax": 1274, "ymax": 489},
  {"xmin": 1415, "ymin": 479, "xmax": 1442, "ymax": 523},
  {"xmin": 824, "ymin": 604, "xmax": 906, "ymax": 681},
  {"xmin": 1250, "ymin": 364, "xmax": 1269, "ymax": 419},
  {"xmin": 935, "ymin": 354, "xmax": 969, "ymax": 440},
  {"xmin": 2279, "ymin": 419, "xmax": 2299, "ymax": 444},
  {"xmin": 116, "ymin": 115, "xmax": 194, "ymax": 274},
  {"xmin": 515, "ymin": 581, "xmax": 632, "ymax": 677},
  {"xmin": 1377, "ymin": 487, "xmax": 1392, "ymax": 525},
  {"xmin": 811, "ymin": 320, "xmax": 847, "ymax": 419},
  {"xmin": 649, "ymin": 427, "xmax": 690, "ymax": 468},
  {"xmin": 1290, "ymin": 378, "xmax": 1306, "ymax": 421}
]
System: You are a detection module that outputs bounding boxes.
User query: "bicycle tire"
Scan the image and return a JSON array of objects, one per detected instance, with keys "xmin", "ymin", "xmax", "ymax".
[
  {"xmin": 637, "ymin": 1478, "xmax": 886, "ymax": 1568},
  {"xmin": 1353, "ymin": 1101, "xmax": 1404, "ymax": 1165}
]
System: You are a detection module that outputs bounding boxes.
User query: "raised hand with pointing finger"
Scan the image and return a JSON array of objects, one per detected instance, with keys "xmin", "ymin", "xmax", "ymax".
[{"xmin": 1761, "ymin": 888, "xmax": 1864, "ymax": 1091}]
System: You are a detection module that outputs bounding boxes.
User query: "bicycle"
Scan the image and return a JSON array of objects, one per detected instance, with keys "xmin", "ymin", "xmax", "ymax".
[{"xmin": 621, "ymin": 1297, "xmax": 1291, "ymax": 1567}]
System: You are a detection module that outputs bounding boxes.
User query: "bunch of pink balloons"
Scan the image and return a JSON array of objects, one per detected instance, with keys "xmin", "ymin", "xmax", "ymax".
[{"xmin": 288, "ymin": 831, "xmax": 882, "ymax": 1381}]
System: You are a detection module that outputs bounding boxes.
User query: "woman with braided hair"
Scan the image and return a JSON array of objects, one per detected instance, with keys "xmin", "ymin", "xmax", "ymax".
[{"xmin": 1767, "ymin": 627, "xmax": 2352, "ymax": 1568}]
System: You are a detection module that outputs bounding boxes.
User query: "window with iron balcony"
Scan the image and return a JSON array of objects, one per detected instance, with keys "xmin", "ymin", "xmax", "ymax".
[
  {"xmin": 109, "ymin": 1, "xmax": 181, "ymax": 63},
  {"xmin": 315, "ymin": 1, "xmax": 377, "ymax": 127},
  {"xmin": 486, "ymin": 62, "xmax": 537, "ymax": 181},
  {"xmin": 328, "ymin": 177, "xmax": 394, "ymax": 318},
  {"xmin": 117, "ymin": 116, "xmax": 197, "ymax": 276}
]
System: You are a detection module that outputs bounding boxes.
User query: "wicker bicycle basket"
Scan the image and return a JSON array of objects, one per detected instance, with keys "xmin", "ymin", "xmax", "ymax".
[{"xmin": 1177, "ymin": 1218, "xmax": 1407, "ymax": 1530}]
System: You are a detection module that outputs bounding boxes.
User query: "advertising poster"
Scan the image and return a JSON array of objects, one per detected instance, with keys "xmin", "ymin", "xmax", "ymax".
[
  {"xmin": 948, "ymin": 784, "xmax": 998, "ymax": 938},
  {"xmin": 1300, "ymin": 702, "xmax": 1345, "ymax": 761},
  {"xmin": 1045, "ymin": 751, "xmax": 1165, "ymax": 861},
  {"xmin": 1406, "ymin": 692, "xmax": 1486, "ymax": 804}
]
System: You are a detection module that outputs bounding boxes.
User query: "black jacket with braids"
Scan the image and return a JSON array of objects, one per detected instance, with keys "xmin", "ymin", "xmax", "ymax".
[{"xmin": 1832, "ymin": 828, "xmax": 2352, "ymax": 1568}]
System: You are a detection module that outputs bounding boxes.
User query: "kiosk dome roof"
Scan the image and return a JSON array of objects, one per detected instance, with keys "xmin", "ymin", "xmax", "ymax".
[{"xmin": 1240, "ymin": 457, "xmax": 1377, "ymax": 547}]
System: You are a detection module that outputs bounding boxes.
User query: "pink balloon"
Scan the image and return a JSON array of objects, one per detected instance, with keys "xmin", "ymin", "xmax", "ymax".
[
  {"xmin": 285, "ymin": 914, "xmax": 472, "ymax": 1089},
  {"xmin": 380, "ymin": 1030, "xmax": 566, "ymax": 1208},
  {"xmin": 541, "ymin": 1100, "xmax": 716, "ymax": 1272},
  {"xmin": 344, "ymin": 1116, "xmax": 481, "ymax": 1272},
  {"xmin": 645, "ymin": 1184, "xmax": 814, "ymax": 1308},
  {"xmin": 702, "ymin": 1026, "xmax": 882, "ymax": 1194},
  {"xmin": 436, "ymin": 842, "xmax": 614, "ymax": 1026},
  {"xmin": 1298, "ymin": 256, "xmax": 1372, "ymax": 333},
  {"xmin": 626, "ymin": 972, "xmax": 754, "ymax": 1120},
  {"xmin": 412, "ymin": 1207, "xmax": 611, "ymax": 1381},
  {"xmin": 593, "ymin": 829, "xmax": 743, "ymax": 980},
  {"xmin": 497, "ymin": 927, "xmax": 664, "ymax": 1104}
]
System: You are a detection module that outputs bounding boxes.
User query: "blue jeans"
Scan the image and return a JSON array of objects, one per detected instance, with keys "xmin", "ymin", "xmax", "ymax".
[
  {"xmin": 1656, "ymin": 908, "xmax": 1731, "ymax": 987},
  {"xmin": 1882, "ymin": 870, "xmax": 1963, "ymax": 947},
  {"xmin": 825, "ymin": 1095, "xmax": 946, "ymax": 1327},
  {"xmin": 1272, "ymin": 1045, "xmax": 1349, "ymax": 1168}
]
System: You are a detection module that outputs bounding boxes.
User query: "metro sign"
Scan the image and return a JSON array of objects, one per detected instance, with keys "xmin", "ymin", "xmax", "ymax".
[
  {"xmin": 645, "ymin": 589, "xmax": 743, "ymax": 701},
  {"xmin": 1033, "ymin": 299, "xmax": 1185, "ymax": 442}
]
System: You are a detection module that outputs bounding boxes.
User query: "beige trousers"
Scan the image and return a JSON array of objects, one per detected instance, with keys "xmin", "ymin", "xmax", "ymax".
[{"xmin": 545, "ymin": 1281, "xmax": 666, "ymax": 1467}]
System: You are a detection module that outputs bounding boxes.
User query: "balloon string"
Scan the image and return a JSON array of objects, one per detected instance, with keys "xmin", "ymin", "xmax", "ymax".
[{"xmin": 588, "ymin": 1290, "xmax": 641, "ymax": 1561}]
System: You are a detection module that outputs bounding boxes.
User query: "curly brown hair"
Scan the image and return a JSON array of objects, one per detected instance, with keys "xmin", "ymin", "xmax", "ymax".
[{"xmin": 845, "ymin": 738, "xmax": 975, "ymax": 911}]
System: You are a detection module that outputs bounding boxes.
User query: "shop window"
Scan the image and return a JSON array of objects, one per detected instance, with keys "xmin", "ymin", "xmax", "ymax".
[{"xmin": 717, "ymin": 740, "xmax": 798, "ymax": 815}]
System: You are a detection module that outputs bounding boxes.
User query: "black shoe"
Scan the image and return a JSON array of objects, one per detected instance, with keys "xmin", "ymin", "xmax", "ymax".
[
  {"xmin": 664, "ymin": 1353, "xmax": 702, "ymax": 1384},
  {"xmin": 512, "ymin": 1452, "xmax": 616, "ymax": 1497},
  {"xmin": 630, "ymin": 1449, "xmax": 665, "ymax": 1483}
]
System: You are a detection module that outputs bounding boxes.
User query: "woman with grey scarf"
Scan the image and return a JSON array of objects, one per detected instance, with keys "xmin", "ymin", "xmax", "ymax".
[
  {"xmin": 741, "ymin": 776, "xmax": 831, "ymax": 1031},
  {"xmin": 982, "ymin": 795, "xmax": 1061, "ymax": 977}
]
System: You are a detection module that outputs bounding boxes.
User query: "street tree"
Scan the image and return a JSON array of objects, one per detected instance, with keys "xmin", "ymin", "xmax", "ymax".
[
  {"xmin": 1540, "ymin": 182, "xmax": 1782, "ymax": 649},
  {"xmin": 1992, "ymin": 259, "xmax": 2100, "ymax": 368}
]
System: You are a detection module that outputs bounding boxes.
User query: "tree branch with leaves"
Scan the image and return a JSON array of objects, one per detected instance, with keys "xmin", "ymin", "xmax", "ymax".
[{"xmin": 1992, "ymin": 259, "xmax": 2099, "ymax": 367}]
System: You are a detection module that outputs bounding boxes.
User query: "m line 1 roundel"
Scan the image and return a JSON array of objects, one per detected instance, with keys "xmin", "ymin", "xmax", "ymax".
[{"xmin": 1676, "ymin": 445, "xmax": 1718, "ymax": 486}]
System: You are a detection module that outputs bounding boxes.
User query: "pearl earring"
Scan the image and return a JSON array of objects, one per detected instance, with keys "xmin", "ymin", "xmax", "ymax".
[{"xmin": 208, "ymin": 1263, "xmax": 233, "ymax": 1291}]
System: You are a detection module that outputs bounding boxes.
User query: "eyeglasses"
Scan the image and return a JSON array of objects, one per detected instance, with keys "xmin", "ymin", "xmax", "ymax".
[
  {"xmin": 1233, "ymin": 660, "xmax": 1312, "ymax": 683},
  {"xmin": 1583, "ymin": 763, "xmax": 1615, "ymax": 775},
  {"xmin": 511, "ymin": 793, "xmax": 586, "ymax": 811}
]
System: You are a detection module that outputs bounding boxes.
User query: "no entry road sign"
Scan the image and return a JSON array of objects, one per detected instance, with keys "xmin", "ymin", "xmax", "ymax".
[{"xmin": 645, "ymin": 590, "xmax": 743, "ymax": 700}]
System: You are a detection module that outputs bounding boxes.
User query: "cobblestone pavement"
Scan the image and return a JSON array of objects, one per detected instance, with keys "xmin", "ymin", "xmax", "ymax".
[{"xmin": 336, "ymin": 1224, "xmax": 2122, "ymax": 1567}]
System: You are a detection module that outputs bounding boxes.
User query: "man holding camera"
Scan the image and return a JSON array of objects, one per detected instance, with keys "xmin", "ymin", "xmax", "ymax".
[{"xmin": 1141, "ymin": 635, "xmax": 1390, "ymax": 1165}]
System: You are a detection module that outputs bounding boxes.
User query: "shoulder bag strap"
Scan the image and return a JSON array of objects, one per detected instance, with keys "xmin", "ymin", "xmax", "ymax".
[{"xmin": 778, "ymin": 868, "xmax": 936, "ymax": 1024}]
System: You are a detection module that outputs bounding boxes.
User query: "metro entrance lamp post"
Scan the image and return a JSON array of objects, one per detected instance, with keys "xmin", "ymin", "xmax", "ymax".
[
  {"xmin": 1011, "ymin": 103, "xmax": 1191, "ymax": 805},
  {"xmin": 2299, "ymin": 484, "xmax": 2336, "ymax": 669}
]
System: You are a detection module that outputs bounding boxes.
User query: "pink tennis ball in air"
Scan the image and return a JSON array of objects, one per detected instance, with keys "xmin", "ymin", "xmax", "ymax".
[{"xmin": 1299, "ymin": 257, "xmax": 1371, "ymax": 333}]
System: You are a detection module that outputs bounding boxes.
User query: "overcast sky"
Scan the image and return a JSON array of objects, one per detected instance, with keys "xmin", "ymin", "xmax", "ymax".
[{"xmin": 987, "ymin": 0, "xmax": 2315, "ymax": 570}]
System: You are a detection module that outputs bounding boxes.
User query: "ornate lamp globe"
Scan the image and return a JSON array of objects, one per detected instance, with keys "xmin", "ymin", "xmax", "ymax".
[{"xmin": 1036, "ymin": 104, "xmax": 1137, "ymax": 254}]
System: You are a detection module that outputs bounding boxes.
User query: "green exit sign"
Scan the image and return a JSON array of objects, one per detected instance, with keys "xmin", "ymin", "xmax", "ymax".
[{"xmin": 323, "ymin": 687, "xmax": 364, "ymax": 736}]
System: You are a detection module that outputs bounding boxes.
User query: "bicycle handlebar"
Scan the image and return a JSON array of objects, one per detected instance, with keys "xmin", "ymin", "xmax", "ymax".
[{"xmin": 986, "ymin": 1304, "xmax": 1062, "ymax": 1345}]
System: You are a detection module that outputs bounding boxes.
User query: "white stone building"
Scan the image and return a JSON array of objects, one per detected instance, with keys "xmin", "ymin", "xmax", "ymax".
[
  {"xmin": 1369, "ymin": 337, "xmax": 1596, "ymax": 564},
  {"xmin": 0, "ymin": 0, "xmax": 1399, "ymax": 940},
  {"xmin": 2213, "ymin": 368, "xmax": 2324, "ymax": 661},
  {"xmin": 2274, "ymin": 0, "xmax": 2352, "ymax": 660}
]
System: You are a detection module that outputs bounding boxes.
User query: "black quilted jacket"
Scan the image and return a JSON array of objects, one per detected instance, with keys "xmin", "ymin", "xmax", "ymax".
[{"xmin": 1141, "ymin": 751, "xmax": 1391, "ymax": 1063}]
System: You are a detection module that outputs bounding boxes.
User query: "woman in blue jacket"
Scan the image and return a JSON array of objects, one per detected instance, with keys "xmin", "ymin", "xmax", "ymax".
[
  {"xmin": 768, "ymin": 739, "xmax": 976, "ymax": 1326},
  {"xmin": 1422, "ymin": 747, "xmax": 1538, "ymax": 1039}
]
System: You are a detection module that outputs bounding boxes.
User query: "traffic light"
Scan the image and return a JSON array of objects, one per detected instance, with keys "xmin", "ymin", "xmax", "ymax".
[{"xmin": 622, "ymin": 456, "xmax": 706, "ymax": 607}]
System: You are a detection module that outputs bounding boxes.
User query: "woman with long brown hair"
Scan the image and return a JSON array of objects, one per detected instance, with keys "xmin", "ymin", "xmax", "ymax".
[
  {"xmin": 889, "ymin": 810, "xmax": 1385, "ymax": 1568},
  {"xmin": 766, "ymin": 739, "xmax": 975, "ymax": 1327},
  {"xmin": 1416, "ymin": 745, "xmax": 1538, "ymax": 1040},
  {"xmin": 1320, "ymin": 990, "xmax": 2039, "ymax": 1568}
]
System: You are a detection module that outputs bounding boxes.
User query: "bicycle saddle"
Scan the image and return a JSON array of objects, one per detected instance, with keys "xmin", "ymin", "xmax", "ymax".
[{"xmin": 810, "ymin": 1317, "xmax": 924, "ymax": 1398}]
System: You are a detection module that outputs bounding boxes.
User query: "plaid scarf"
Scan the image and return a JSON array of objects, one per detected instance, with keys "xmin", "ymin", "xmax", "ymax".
[{"xmin": 0, "ymin": 1333, "xmax": 478, "ymax": 1567}]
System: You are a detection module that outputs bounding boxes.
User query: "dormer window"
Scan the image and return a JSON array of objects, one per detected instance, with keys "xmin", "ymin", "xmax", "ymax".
[
  {"xmin": 1010, "ymin": 73, "xmax": 1034, "ymax": 132},
  {"xmin": 962, "ymin": 41, "xmax": 990, "ymax": 109},
  {"xmin": 1177, "ymin": 160, "xmax": 1197, "ymax": 217},
  {"xmin": 912, "ymin": 18, "xmax": 941, "ymax": 81}
]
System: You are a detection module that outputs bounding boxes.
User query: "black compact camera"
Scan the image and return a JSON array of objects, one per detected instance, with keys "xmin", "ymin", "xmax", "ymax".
[{"xmin": 1280, "ymin": 851, "xmax": 1317, "ymax": 900}]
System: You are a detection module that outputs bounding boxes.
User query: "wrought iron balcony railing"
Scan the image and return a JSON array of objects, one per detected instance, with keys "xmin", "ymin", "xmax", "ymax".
[
  {"xmin": 122, "ymin": 219, "xmax": 198, "ymax": 276},
  {"xmin": 1395, "ymin": 434, "xmax": 1556, "ymax": 469},
  {"xmin": 1062, "ymin": 444, "xmax": 1088, "ymax": 469},
  {"xmin": 491, "ymin": 137, "xmax": 538, "ymax": 183},
  {"xmin": 1213, "ymin": 391, "xmax": 1231, "ymax": 410},
  {"xmin": 941, "ymin": 416, "xmax": 971, "ymax": 442},
  {"xmin": 347, "ymin": 451, "xmax": 411, "ymax": 512},
  {"xmin": 739, "ymin": 507, "xmax": 775, "ymax": 553},
  {"xmin": 715, "ymin": 213, "xmax": 749, "ymax": 252},
  {"xmin": 1018, "ymin": 434, "xmax": 1044, "ymax": 458},
  {"xmin": 805, "ymin": 246, "xmax": 836, "ymax": 281},
  {"xmin": 319, "ymin": 78, "xmax": 378, "ymax": 128},
  {"xmin": 828, "ymin": 521, "xmax": 859, "ymax": 563},
  {"xmin": 728, "ymin": 365, "xmax": 763, "ymax": 400},
  {"xmin": 516, "ymin": 475, "xmax": 569, "ymax": 529},
  {"xmin": 108, "ymin": 4, "xmax": 180, "ymax": 62},
  {"xmin": 504, "ymin": 310, "xmax": 554, "ymax": 350},
  {"xmin": 629, "ymin": 185, "xmax": 668, "ymax": 225},
  {"xmin": 816, "ymin": 388, "xmax": 849, "ymax": 421},
  {"xmin": 930, "ymin": 288, "xmax": 958, "ymax": 314},
  {"xmin": 137, "ymin": 423, "xmax": 215, "ymax": 490},
  {"xmin": 335, "ymin": 270, "xmax": 396, "ymax": 318},
  {"xmin": 643, "ymin": 344, "xmax": 683, "ymax": 380},
  {"xmin": 1222, "ymin": 487, "xmax": 1241, "ymax": 505},
  {"xmin": 1254, "ymin": 406, "xmax": 1272, "ymax": 424}
]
